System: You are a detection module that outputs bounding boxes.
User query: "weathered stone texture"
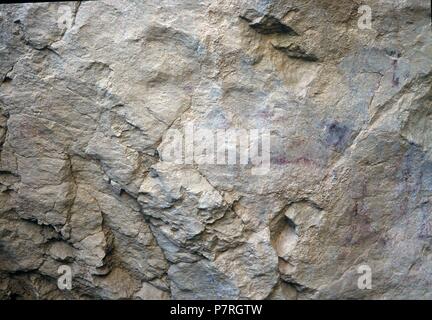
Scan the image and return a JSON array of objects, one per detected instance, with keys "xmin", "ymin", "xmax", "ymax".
[{"xmin": 0, "ymin": 0, "xmax": 431, "ymax": 299}]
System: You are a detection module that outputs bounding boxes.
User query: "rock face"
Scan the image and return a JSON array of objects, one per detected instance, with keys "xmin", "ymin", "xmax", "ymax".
[{"xmin": 0, "ymin": 0, "xmax": 431, "ymax": 299}]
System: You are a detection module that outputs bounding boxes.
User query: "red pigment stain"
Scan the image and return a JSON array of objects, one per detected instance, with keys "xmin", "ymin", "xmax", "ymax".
[
  {"xmin": 273, "ymin": 156, "xmax": 316, "ymax": 166},
  {"xmin": 257, "ymin": 110, "xmax": 274, "ymax": 118}
]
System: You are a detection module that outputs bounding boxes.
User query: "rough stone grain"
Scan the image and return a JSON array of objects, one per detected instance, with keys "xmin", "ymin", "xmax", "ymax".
[{"xmin": 0, "ymin": 0, "xmax": 431, "ymax": 299}]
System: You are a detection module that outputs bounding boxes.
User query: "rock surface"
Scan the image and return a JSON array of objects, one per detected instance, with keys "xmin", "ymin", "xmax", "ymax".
[{"xmin": 0, "ymin": 0, "xmax": 431, "ymax": 299}]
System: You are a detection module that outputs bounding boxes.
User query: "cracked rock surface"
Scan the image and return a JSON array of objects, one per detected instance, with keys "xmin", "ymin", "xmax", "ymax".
[{"xmin": 0, "ymin": 0, "xmax": 431, "ymax": 299}]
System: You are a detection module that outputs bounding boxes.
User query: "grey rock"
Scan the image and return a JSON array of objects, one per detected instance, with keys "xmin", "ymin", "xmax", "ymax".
[
  {"xmin": 168, "ymin": 260, "xmax": 239, "ymax": 300},
  {"xmin": 0, "ymin": 0, "xmax": 431, "ymax": 300}
]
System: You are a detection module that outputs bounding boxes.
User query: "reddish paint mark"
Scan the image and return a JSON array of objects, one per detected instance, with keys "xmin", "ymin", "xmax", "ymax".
[
  {"xmin": 257, "ymin": 110, "xmax": 274, "ymax": 118},
  {"xmin": 272, "ymin": 156, "xmax": 316, "ymax": 166}
]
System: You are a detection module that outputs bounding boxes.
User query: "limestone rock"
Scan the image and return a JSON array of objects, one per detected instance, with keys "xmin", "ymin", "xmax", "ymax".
[{"xmin": 0, "ymin": 0, "xmax": 431, "ymax": 299}]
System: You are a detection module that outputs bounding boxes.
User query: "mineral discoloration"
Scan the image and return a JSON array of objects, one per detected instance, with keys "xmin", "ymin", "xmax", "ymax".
[{"xmin": 0, "ymin": 0, "xmax": 431, "ymax": 299}]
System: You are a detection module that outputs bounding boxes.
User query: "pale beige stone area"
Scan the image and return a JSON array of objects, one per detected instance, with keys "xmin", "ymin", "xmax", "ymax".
[{"xmin": 0, "ymin": 0, "xmax": 431, "ymax": 299}]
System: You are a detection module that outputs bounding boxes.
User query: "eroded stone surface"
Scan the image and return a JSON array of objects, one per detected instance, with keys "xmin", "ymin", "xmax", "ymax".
[{"xmin": 0, "ymin": 0, "xmax": 431, "ymax": 299}]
